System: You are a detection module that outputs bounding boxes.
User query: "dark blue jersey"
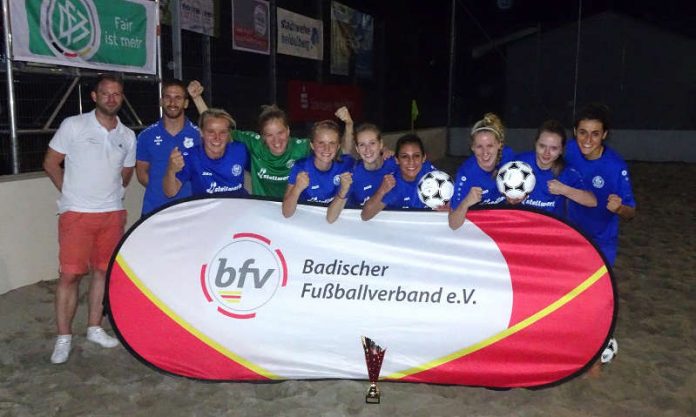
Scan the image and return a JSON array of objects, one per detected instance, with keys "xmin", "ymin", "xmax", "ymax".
[
  {"xmin": 515, "ymin": 151, "xmax": 586, "ymax": 218},
  {"xmin": 450, "ymin": 146, "xmax": 514, "ymax": 210},
  {"xmin": 348, "ymin": 157, "xmax": 398, "ymax": 207},
  {"xmin": 382, "ymin": 163, "xmax": 438, "ymax": 209},
  {"xmin": 288, "ymin": 155, "xmax": 355, "ymax": 204},
  {"xmin": 136, "ymin": 119, "xmax": 200, "ymax": 215},
  {"xmin": 176, "ymin": 142, "xmax": 249, "ymax": 197},
  {"xmin": 565, "ymin": 140, "xmax": 636, "ymax": 265}
]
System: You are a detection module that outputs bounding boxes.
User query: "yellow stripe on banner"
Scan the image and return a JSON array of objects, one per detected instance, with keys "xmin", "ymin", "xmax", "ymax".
[
  {"xmin": 115, "ymin": 254, "xmax": 282, "ymax": 380},
  {"xmin": 218, "ymin": 291, "xmax": 242, "ymax": 295},
  {"xmin": 386, "ymin": 265, "xmax": 609, "ymax": 380}
]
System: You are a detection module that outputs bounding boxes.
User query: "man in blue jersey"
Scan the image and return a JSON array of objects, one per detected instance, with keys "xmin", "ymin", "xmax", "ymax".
[
  {"xmin": 566, "ymin": 103, "xmax": 636, "ymax": 267},
  {"xmin": 136, "ymin": 79, "xmax": 201, "ymax": 216}
]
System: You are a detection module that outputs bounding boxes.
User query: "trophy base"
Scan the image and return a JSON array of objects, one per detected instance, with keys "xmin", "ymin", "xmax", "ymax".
[{"xmin": 365, "ymin": 383, "xmax": 381, "ymax": 404}]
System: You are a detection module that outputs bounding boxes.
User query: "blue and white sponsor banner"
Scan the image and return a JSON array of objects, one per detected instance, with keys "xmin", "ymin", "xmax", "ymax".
[
  {"xmin": 276, "ymin": 7, "xmax": 323, "ymax": 61},
  {"xmin": 9, "ymin": 0, "xmax": 157, "ymax": 74}
]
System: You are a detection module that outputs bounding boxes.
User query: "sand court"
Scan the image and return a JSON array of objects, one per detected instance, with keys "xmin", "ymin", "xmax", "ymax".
[{"xmin": 1, "ymin": 161, "xmax": 694, "ymax": 417}]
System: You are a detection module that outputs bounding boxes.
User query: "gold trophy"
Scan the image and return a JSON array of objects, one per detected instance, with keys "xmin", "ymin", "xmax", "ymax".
[{"xmin": 361, "ymin": 336, "xmax": 386, "ymax": 404}]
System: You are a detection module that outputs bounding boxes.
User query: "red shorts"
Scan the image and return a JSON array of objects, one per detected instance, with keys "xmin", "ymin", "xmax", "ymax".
[{"xmin": 58, "ymin": 210, "xmax": 127, "ymax": 275}]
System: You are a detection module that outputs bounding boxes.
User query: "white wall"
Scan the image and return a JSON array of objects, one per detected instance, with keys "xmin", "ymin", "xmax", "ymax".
[{"xmin": 0, "ymin": 174, "xmax": 143, "ymax": 294}]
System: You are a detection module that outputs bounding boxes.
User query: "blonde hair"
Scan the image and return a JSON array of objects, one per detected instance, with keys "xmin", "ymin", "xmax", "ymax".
[
  {"xmin": 471, "ymin": 112, "xmax": 505, "ymax": 170},
  {"xmin": 199, "ymin": 108, "xmax": 236, "ymax": 130}
]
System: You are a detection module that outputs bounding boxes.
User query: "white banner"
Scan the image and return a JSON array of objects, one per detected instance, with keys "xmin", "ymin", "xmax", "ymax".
[
  {"xmin": 276, "ymin": 7, "xmax": 323, "ymax": 61},
  {"xmin": 180, "ymin": 0, "xmax": 215, "ymax": 36},
  {"xmin": 108, "ymin": 198, "xmax": 614, "ymax": 387},
  {"xmin": 9, "ymin": 0, "xmax": 157, "ymax": 74}
]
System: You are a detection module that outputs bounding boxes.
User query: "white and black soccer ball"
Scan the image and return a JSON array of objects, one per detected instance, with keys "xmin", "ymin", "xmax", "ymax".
[
  {"xmin": 496, "ymin": 161, "xmax": 536, "ymax": 200},
  {"xmin": 418, "ymin": 170, "xmax": 454, "ymax": 209}
]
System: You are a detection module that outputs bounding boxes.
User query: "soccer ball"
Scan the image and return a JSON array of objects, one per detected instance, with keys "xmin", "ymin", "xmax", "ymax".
[
  {"xmin": 496, "ymin": 161, "xmax": 536, "ymax": 200},
  {"xmin": 418, "ymin": 170, "xmax": 454, "ymax": 209}
]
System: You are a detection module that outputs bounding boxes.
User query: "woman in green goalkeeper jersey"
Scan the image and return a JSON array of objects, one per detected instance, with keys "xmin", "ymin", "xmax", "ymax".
[{"xmin": 187, "ymin": 81, "xmax": 353, "ymax": 199}]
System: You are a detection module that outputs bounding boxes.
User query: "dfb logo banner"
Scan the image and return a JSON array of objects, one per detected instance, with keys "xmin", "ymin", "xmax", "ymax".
[
  {"xmin": 107, "ymin": 198, "xmax": 615, "ymax": 388},
  {"xmin": 9, "ymin": 0, "xmax": 157, "ymax": 74}
]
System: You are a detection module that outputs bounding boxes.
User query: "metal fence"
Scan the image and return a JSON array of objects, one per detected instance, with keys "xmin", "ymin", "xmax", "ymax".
[{"xmin": 0, "ymin": 69, "xmax": 160, "ymax": 175}]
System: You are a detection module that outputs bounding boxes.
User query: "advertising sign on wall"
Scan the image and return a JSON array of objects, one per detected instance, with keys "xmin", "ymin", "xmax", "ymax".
[
  {"xmin": 232, "ymin": 0, "xmax": 270, "ymax": 55},
  {"xmin": 287, "ymin": 80, "xmax": 363, "ymax": 122},
  {"xmin": 9, "ymin": 0, "xmax": 157, "ymax": 74},
  {"xmin": 276, "ymin": 7, "xmax": 323, "ymax": 61},
  {"xmin": 330, "ymin": 1, "xmax": 373, "ymax": 78},
  {"xmin": 180, "ymin": 0, "xmax": 216, "ymax": 36}
]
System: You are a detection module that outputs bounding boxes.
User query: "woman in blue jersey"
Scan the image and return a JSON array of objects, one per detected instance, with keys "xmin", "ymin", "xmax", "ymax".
[
  {"xmin": 361, "ymin": 134, "xmax": 438, "ymax": 221},
  {"xmin": 282, "ymin": 120, "xmax": 354, "ymax": 217},
  {"xmin": 567, "ymin": 103, "xmax": 636, "ymax": 372},
  {"xmin": 163, "ymin": 108, "xmax": 248, "ymax": 198},
  {"xmin": 448, "ymin": 113, "xmax": 514, "ymax": 230},
  {"xmin": 565, "ymin": 103, "xmax": 636, "ymax": 266},
  {"xmin": 326, "ymin": 123, "xmax": 397, "ymax": 223},
  {"xmin": 512, "ymin": 120, "xmax": 596, "ymax": 216}
]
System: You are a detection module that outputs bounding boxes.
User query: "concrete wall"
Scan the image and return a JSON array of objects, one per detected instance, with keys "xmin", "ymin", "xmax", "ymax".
[
  {"xmin": 0, "ymin": 175, "xmax": 144, "ymax": 295},
  {"xmin": 382, "ymin": 127, "xmax": 448, "ymax": 161}
]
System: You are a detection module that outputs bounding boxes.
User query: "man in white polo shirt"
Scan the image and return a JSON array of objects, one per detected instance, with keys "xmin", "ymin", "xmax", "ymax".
[{"xmin": 43, "ymin": 74, "xmax": 136, "ymax": 364}]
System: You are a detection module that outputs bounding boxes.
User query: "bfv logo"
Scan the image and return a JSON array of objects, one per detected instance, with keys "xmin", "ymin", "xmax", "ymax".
[
  {"xmin": 214, "ymin": 259, "xmax": 274, "ymax": 289},
  {"xmin": 200, "ymin": 233, "xmax": 287, "ymax": 319}
]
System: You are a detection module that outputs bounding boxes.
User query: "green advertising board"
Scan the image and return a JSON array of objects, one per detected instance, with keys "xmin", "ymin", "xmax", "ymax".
[{"xmin": 10, "ymin": 0, "xmax": 156, "ymax": 74}]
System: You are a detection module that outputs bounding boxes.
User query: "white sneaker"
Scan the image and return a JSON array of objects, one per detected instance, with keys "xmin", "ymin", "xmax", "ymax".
[
  {"xmin": 86, "ymin": 326, "xmax": 119, "ymax": 348},
  {"xmin": 600, "ymin": 337, "xmax": 618, "ymax": 364},
  {"xmin": 51, "ymin": 335, "xmax": 72, "ymax": 364}
]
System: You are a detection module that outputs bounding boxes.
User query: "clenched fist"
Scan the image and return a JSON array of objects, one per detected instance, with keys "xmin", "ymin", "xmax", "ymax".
[
  {"xmin": 168, "ymin": 146, "xmax": 185, "ymax": 174},
  {"xmin": 295, "ymin": 171, "xmax": 310, "ymax": 192},
  {"xmin": 187, "ymin": 80, "xmax": 204, "ymax": 99}
]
